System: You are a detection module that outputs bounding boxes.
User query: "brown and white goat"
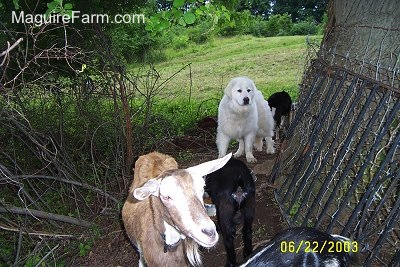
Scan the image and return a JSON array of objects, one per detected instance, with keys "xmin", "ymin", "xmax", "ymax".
[{"xmin": 122, "ymin": 151, "xmax": 232, "ymax": 267}]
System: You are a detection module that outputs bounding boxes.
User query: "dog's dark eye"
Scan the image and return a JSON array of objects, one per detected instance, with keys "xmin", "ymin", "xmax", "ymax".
[
  {"xmin": 247, "ymin": 89, "xmax": 251, "ymax": 92},
  {"xmin": 237, "ymin": 89, "xmax": 242, "ymax": 93}
]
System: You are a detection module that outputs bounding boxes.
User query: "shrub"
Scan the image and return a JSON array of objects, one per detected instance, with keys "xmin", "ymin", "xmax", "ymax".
[
  {"xmin": 110, "ymin": 23, "xmax": 166, "ymax": 64},
  {"xmin": 249, "ymin": 14, "xmax": 293, "ymax": 37},
  {"xmin": 249, "ymin": 18, "xmax": 266, "ymax": 37},
  {"xmin": 218, "ymin": 10, "xmax": 255, "ymax": 36},
  {"xmin": 187, "ymin": 20, "xmax": 215, "ymax": 44},
  {"xmin": 290, "ymin": 17, "xmax": 318, "ymax": 35},
  {"xmin": 265, "ymin": 14, "xmax": 293, "ymax": 36},
  {"xmin": 172, "ymin": 35, "xmax": 190, "ymax": 49}
]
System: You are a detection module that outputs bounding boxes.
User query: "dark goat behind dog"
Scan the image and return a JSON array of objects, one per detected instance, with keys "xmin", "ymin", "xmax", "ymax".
[
  {"xmin": 240, "ymin": 227, "xmax": 356, "ymax": 267},
  {"xmin": 267, "ymin": 91, "xmax": 292, "ymax": 129},
  {"xmin": 205, "ymin": 158, "xmax": 255, "ymax": 267}
]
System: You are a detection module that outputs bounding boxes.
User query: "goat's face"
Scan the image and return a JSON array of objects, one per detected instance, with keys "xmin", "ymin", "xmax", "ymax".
[
  {"xmin": 134, "ymin": 153, "xmax": 232, "ymax": 248},
  {"xmin": 158, "ymin": 171, "xmax": 218, "ymax": 247}
]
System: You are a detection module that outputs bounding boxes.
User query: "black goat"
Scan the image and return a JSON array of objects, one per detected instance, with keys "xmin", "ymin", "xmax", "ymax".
[
  {"xmin": 205, "ymin": 158, "xmax": 255, "ymax": 267},
  {"xmin": 267, "ymin": 91, "xmax": 292, "ymax": 140},
  {"xmin": 240, "ymin": 227, "xmax": 356, "ymax": 267}
]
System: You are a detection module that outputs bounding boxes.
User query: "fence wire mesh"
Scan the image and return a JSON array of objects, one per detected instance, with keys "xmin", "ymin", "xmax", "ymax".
[{"xmin": 271, "ymin": 28, "xmax": 399, "ymax": 266}]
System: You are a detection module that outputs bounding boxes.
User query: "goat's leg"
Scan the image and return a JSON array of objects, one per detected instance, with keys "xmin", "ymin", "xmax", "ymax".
[
  {"xmin": 241, "ymin": 194, "xmax": 255, "ymax": 258},
  {"xmin": 217, "ymin": 197, "xmax": 238, "ymax": 267}
]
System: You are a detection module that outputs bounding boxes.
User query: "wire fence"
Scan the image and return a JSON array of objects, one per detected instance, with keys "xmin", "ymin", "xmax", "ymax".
[{"xmin": 271, "ymin": 31, "xmax": 399, "ymax": 266}]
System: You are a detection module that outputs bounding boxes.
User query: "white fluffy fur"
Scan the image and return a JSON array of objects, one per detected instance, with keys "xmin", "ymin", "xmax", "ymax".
[{"xmin": 217, "ymin": 77, "xmax": 275, "ymax": 163}]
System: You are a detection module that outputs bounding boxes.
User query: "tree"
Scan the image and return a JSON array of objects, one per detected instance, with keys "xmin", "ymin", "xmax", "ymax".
[
  {"xmin": 271, "ymin": 0, "xmax": 327, "ymax": 22},
  {"xmin": 238, "ymin": 0, "xmax": 272, "ymax": 18},
  {"xmin": 322, "ymin": 0, "xmax": 399, "ymax": 71},
  {"xmin": 215, "ymin": 0, "xmax": 272, "ymax": 18}
]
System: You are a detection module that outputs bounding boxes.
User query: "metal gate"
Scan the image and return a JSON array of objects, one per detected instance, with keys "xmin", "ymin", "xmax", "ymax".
[{"xmin": 271, "ymin": 57, "xmax": 399, "ymax": 266}]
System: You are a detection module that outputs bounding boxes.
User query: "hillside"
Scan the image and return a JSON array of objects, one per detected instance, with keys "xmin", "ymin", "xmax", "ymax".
[{"xmin": 132, "ymin": 35, "xmax": 321, "ymax": 101}]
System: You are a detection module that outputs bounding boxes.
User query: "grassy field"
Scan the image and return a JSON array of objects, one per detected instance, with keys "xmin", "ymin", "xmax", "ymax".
[{"xmin": 131, "ymin": 35, "xmax": 321, "ymax": 102}]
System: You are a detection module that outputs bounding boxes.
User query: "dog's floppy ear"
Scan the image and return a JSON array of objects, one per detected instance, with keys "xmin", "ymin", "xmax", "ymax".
[
  {"xmin": 248, "ymin": 78, "xmax": 257, "ymax": 92},
  {"xmin": 224, "ymin": 78, "xmax": 236, "ymax": 98}
]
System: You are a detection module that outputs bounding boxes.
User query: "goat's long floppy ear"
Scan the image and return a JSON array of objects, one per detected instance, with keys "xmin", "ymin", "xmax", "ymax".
[
  {"xmin": 133, "ymin": 179, "xmax": 160, "ymax": 200},
  {"xmin": 187, "ymin": 153, "xmax": 232, "ymax": 177}
]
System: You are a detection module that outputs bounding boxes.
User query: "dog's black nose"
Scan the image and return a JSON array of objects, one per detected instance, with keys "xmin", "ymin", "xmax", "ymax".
[{"xmin": 243, "ymin": 97, "xmax": 250, "ymax": 105}]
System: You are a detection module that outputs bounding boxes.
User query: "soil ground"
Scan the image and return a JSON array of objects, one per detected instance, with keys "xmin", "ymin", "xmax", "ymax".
[{"xmin": 73, "ymin": 118, "xmax": 287, "ymax": 267}]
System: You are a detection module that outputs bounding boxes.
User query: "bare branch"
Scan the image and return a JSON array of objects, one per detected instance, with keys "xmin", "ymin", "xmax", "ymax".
[
  {"xmin": 0, "ymin": 224, "xmax": 77, "ymax": 239},
  {"xmin": 0, "ymin": 37, "xmax": 23, "ymax": 66},
  {"xmin": 0, "ymin": 205, "xmax": 93, "ymax": 227}
]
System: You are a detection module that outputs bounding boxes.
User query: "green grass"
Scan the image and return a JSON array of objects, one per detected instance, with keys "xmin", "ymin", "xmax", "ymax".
[{"xmin": 131, "ymin": 35, "xmax": 321, "ymax": 102}]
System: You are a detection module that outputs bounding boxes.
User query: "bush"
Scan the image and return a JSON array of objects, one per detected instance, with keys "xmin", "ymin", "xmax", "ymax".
[
  {"xmin": 290, "ymin": 17, "xmax": 318, "ymax": 35},
  {"xmin": 265, "ymin": 14, "xmax": 293, "ymax": 36},
  {"xmin": 249, "ymin": 19, "xmax": 266, "ymax": 37},
  {"xmin": 109, "ymin": 23, "xmax": 165, "ymax": 64},
  {"xmin": 172, "ymin": 34, "xmax": 190, "ymax": 49},
  {"xmin": 218, "ymin": 10, "xmax": 255, "ymax": 36},
  {"xmin": 249, "ymin": 14, "xmax": 293, "ymax": 37},
  {"xmin": 187, "ymin": 20, "xmax": 215, "ymax": 44}
]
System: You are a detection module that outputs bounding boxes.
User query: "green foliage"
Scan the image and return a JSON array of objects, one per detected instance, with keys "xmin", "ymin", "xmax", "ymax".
[
  {"xmin": 186, "ymin": 20, "xmax": 215, "ymax": 43},
  {"xmin": 249, "ymin": 13, "xmax": 292, "ymax": 37},
  {"xmin": 317, "ymin": 12, "xmax": 328, "ymax": 35},
  {"xmin": 132, "ymin": 98, "xmax": 218, "ymax": 141},
  {"xmin": 268, "ymin": 14, "xmax": 293, "ymax": 36},
  {"xmin": 290, "ymin": 17, "xmax": 318, "ymax": 35},
  {"xmin": 109, "ymin": 23, "xmax": 165, "ymax": 64},
  {"xmin": 289, "ymin": 201, "xmax": 301, "ymax": 217},
  {"xmin": 12, "ymin": 0, "xmax": 20, "ymax": 10},
  {"xmin": 78, "ymin": 241, "xmax": 93, "ymax": 257},
  {"xmin": 146, "ymin": 1, "xmax": 196, "ymax": 34},
  {"xmin": 193, "ymin": 10, "xmax": 324, "ymax": 38},
  {"xmin": 146, "ymin": 1, "xmax": 230, "ymax": 36},
  {"xmin": 171, "ymin": 34, "xmax": 190, "ymax": 49},
  {"xmin": 181, "ymin": 12, "xmax": 196, "ymax": 25},
  {"xmin": 218, "ymin": 10, "xmax": 254, "ymax": 36},
  {"xmin": 272, "ymin": 0, "xmax": 327, "ymax": 23},
  {"xmin": 24, "ymin": 255, "xmax": 45, "ymax": 267},
  {"xmin": 45, "ymin": 0, "xmax": 73, "ymax": 17}
]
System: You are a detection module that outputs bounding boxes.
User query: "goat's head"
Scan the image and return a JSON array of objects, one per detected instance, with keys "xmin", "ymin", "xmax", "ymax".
[{"xmin": 133, "ymin": 153, "xmax": 232, "ymax": 248}]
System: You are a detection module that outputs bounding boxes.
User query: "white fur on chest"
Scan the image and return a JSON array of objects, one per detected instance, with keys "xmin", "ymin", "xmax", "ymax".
[{"xmin": 218, "ymin": 96, "xmax": 258, "ymax": 138}]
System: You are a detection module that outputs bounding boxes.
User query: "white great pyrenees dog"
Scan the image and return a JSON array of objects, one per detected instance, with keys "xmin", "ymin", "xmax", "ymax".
[{"xmin": 217, "ymin": 77, "xmax": 275, "ymax": 163}]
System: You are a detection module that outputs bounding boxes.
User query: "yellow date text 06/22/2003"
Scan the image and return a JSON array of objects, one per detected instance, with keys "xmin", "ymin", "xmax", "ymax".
[{"xmin": 280, "ymin": 240, "xmax": 358, "ymax": 254}]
